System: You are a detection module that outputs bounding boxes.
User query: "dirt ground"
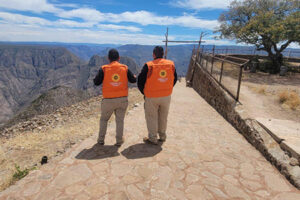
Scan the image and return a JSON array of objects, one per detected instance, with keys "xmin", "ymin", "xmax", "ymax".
[
  {"xmin": 225, "ymin": 71, "xmax": 300, "ymax": 123},
  {"xmin": 0, "ymin": 88, "xmax": 144, "ymax": 192},
  {"xmin": 195, "ymin": 57, "xmax": 300, "ymax": 123}
]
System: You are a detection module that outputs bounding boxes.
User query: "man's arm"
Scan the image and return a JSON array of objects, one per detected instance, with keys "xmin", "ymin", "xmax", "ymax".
[
  {"xmin": 173, "ymin": 67, "xmax": 178, "ymax": 86},
  {"xmin": 127, "ymin": 69, "xmax": 137, "ymax": 83},
  {"xmin": 137, "ymin": 64, "xmax": 148, "ymax": 95},
  {"xmin": 93, "ymin": 68, "xmax": 104, "ymax": 86}
]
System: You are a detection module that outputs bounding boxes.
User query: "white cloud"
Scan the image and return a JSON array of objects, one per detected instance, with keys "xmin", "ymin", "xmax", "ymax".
[
  {"xmin": 56, "ymin": 19, "xmax": 96, "ymax": 28},
  {"xmin": 115, "ymin": 11, "xmax": 219, "ymax": 29},
  {"xmin": 0, "ymin": 23, "xmax": 163, "ymax": 45},
  {"xmin": 172, "ymin": 0, "xmax": 233, "ymax": 10},
  {"xmin": 0, "ymin": 12, "xmax": 52, "ymax": 26},
  {"xmin": 58, "ymin": 8, "xmax": 105, "ymax": 22},
  {"xmin": 0, "ymin": 0, "xmax": 225, "ymax": 44},
  {"xmin": 0, "ymin": 21, "xmax": 238, "ymax": 46},
  {"xmin": 0, "ymin": 0, "xmax": 220, "ymax": 30},
  {"xmin": 0, "ymin": 0, "xmax": 61, "ymax": 13},
  {"xmin": 97, "ymin": 24, "xmax": 142, "ymax": 32},
  {"xmin": 54, "ymin": 3, "xmax": 79, "ymax": 9},
  {"xmin": 202, "ymin": 39, "xmax": 235, "ymax": 46},
  {"xmin": 59, "ymin": 9, "xmax": 219, "ymax": 30},
  {"xmin": 168, "ymin": 15, "xmax": 219, "ymax": 29},
  {"xmin": 0, "ymin": 12, "xmax": 141, "ymax": 32}
]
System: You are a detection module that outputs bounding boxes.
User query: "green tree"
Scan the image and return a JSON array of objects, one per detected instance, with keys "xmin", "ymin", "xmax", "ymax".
[{"xmin": 217, "ymin": 0, "xmax": 300, "ymax": 73}]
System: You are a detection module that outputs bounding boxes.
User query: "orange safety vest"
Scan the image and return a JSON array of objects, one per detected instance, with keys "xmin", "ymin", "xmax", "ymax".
[
  {"xmin": 144, "ymin": 58, "xmax": 175, "ymax": 98},
  {"xmin": 102, "ymin": 61, "xmax": 128, "ymax": 98}
]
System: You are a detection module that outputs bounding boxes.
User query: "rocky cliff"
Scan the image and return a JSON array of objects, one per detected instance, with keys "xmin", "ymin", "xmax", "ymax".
[
  {"xmin": 0, "ymin": 45, "xmax": 85, "ymax": 125},
  {"xmin": 0, "ymin": 45, "xmax": 140, "ymax": 126}
]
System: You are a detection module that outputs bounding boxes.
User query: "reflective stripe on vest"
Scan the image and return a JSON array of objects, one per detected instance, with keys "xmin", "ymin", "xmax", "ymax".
[
  {"xmin": 102, "ymin": 61, "xmax": 128, "ymax": 98},
  {"xmin": 144, "ymin": 58, "xmax": 175, "ymax": 98}
]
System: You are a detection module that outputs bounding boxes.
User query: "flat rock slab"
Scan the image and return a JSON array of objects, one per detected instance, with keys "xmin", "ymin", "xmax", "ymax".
[
  {"xmin": 1, "ymin": 82, "xmax": 300, "ymax": 199},
  {"xmin": 256, "ymin": 118, "xmax": 300, "ymax": 159}
]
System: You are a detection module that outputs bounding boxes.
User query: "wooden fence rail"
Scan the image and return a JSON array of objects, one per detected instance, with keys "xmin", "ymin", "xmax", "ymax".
[{"xmin": 186, "ymin": 49, "xmax": 250, "ymax": 102}]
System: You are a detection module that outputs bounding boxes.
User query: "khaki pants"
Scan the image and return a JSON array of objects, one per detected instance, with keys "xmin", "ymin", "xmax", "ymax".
[
  {"xmin": 144, "ymin": 95, "xmax": 171, "ymax": 142},
  {"xmin": 98, "ymin": 97, "xmax": 128, "ymax": 143}
]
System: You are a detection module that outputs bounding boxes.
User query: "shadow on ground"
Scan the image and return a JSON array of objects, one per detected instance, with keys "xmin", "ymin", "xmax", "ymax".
[
  {"xmin": 75, "ymin": 144, "xmax": 120, "ymax": 160},
  {"xmin": 121, "ymin": 143, "xmax": 162, "ymax": 159}
]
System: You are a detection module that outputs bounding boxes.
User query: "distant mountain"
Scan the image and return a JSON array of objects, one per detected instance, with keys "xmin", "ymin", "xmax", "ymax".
[
  {"xmin": 0, "ymin": 42, "xmax": 119, "ymax": 61},
  {"xmin": 0, "ymin": 45, "xmax": 140, "ymax": 126},
  {"xmin": 64, "ymin": 45, "xmax": 109, "ymax": 61},
  {"xmin": 98, "ymin": 44, "xmax": 194, "ymax": 76}
]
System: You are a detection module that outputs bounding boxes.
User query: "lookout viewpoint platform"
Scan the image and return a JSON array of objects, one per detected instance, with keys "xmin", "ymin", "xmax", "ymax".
[{"xmin": 1, "ymin": 81, "xmax": 300, "ymax": 200}]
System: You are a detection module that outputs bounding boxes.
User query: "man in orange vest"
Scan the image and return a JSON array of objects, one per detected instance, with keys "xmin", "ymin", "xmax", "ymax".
[
  {"xmin": 138, "ymin": 46, "xmax": 177, "ymax": 145},
  {"xmin": 94, "ymin": 49, "xmax": 136, "ymax": 146}
]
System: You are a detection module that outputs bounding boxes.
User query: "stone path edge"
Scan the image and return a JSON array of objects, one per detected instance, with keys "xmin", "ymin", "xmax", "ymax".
[{"xmin": 187, "ymin": 62, "xmax": 300, "ymax": 189}]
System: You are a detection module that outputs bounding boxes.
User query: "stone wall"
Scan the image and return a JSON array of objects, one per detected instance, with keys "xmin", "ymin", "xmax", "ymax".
[{"xmin": 187, "ymin": 57, "xmax": 300, "ymax": 189}]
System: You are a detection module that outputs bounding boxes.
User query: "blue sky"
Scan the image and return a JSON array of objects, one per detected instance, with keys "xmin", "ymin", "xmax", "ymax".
[{"xmin": 0, "ymin": 0, "xmax": 298, "ymax": 48}]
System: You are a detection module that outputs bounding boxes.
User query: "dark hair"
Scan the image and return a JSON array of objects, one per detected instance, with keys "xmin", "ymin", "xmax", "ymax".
[
  {"xmin": 153, "ymin": 46, "xmax": 164, "ymax": 58},
  {"xmin": 108, "ymin": 49, "xmax": 119, "ymax": 62}
]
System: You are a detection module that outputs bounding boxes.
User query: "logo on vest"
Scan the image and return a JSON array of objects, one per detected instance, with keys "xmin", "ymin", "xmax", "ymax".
[
  {"xmin": 158, "ymin": 70, "xmax": 168, "ymax": 82},
  {"xmin": 159, "ymin": 70, "xmax": 167, "ymax": 78},
  {"xmin": 110, "ymin": 73, "xmax": 122, "ymax": 86},
  {"xmin": 112, "ymin": 74, "xmax": 120, "ymax": 82}
]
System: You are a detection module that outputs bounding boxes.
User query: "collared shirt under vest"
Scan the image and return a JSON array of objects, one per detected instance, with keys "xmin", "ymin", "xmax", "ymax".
[
  {"xmin": 144, "ymin": 58, "xmax": 175, "ymax": 98},
  {"xmin": 102, "ymin": 61, "xmax": 128, "ymax": 99}
]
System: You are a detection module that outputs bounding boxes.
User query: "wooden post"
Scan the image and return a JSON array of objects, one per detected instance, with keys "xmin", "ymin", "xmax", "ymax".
[
  {"xmin": 190, "ymin": 32, "xmax": 204, "ymax": 83},
  {"xmin": 164, "ymin": 27, "xmax": 168, "ymax": 59},
  {"xmin": 201, "ymin": 46, "xmax": 205, "ymax": 66},
  {"xmin": 211, "ymin": 45, "xmax": 215, "ymax": 74},
  {"xmin": 219, "ymin": 61, "xmax": 224, "ymax": 83},
  {"xmin": 236, "ymin": 65, "xmax": 243, "ymax": 101},
  {"xmin": 199, "ymin": 46, "xmax": 204, "ymax": 66},
  {"xmin": 191, "ymin": 32, "xmax": 203, "ymax": 75},
  {"xmin": 195, "ymin": 32, "xmax": 204, "ymax": 62}
]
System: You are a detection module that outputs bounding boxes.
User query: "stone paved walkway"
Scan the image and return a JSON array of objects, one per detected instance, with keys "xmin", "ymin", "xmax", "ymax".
[{"xmin": 1, "ymin": 82, "xmax": 300, "ymax": 200}]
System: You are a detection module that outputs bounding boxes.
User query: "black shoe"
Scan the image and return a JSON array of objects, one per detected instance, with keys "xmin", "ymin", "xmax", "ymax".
[
  {"xmin": 143, "ymin": 137, "xmax": 158, "ymax": 145},
  {"xmin": 97, "ymin": 141, "xmax": 104, "ymax": 145},
  {"xmin": 158, "ymin": 138, "xmax": 166, "ymax": 142}
]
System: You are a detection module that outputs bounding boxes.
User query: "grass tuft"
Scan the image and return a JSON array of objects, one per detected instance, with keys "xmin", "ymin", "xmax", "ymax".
[{"xmin": 12, "ymin": 165, "xmax": 32, "ymax": 182}]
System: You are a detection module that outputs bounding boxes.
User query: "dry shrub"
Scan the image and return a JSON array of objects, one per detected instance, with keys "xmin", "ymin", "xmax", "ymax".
[
  {"xmin": 288, "ymin": 92, "xmax": 300, "ymax": 110},
  {"xmin": 278, "ymin": 90, "xmax": 300, "ymax": 110},
  {"xmin": 279, "ymin": 91, "xmax": 289, "ymax": 103},
  {"xmin": 258, "ymin": 86, "xmax": 267, "ymax": 94}
]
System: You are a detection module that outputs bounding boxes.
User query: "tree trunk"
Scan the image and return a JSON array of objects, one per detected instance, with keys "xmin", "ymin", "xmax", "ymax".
[{"xmin": 267, "ymin": 52, "xmax": 283, "ymax": 74}]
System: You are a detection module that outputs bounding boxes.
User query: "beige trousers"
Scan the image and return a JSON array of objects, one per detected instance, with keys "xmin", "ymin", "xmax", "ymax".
[
  {"xmin": 144, "ymin": 95, "xmax": 171, "ymax": 142},
  {"xmin": 98, "ymin": 97, "xmax": 128, "ymax": 143}
]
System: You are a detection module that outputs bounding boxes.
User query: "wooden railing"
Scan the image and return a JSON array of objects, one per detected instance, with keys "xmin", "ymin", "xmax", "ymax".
[{"xmin": 186, "ymin": 49, "xmax": 250, "ymax": 102}]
